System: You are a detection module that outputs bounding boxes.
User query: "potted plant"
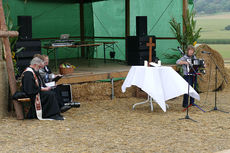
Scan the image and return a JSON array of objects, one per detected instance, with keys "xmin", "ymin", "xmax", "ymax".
[{"xmin": 169, "ymin": 9, "xmax": 202, "ymax": 53}]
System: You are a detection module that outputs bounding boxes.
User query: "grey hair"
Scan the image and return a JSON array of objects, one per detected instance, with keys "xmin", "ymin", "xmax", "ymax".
[
  {"xmin": 187, "ymin": 45, "xmax": 195, "ymax": 52},
  {"xmin": 30, "ymin": 57, "xmax": 44, "ymax": 65}
]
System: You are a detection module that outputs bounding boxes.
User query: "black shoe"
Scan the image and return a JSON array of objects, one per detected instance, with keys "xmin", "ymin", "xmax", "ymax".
[
  {"xmin": 64, "ymin": 102, "xmax": 80, "ymax": 108},
  {"xmin": 50, "ymin": 114, "xmax": 64, "ymax": 120},
  {"xmin": 190, "ymin": 103, "xmax": 195, "ymax": 106},
  {"xmin": 60, "ymin": 105, "xmax": 71, "ymax": 113}
]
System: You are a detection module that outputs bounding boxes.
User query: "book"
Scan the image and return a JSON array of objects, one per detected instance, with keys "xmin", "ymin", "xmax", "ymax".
[
  {"xmin": 45, "ymin": 81, "xmax": 55, "ymax": 87},
  {"xmin": 52, "ymin": 75, "xmax": 63, "ymax": 82}
]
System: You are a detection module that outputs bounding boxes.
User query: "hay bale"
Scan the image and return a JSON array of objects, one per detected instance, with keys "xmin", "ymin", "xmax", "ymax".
[
  {"xmin": 221, "ymin": 67, "xmax": 230, "ymax": 91},
  {"xmin": 72, "ymin": 82, "xmax": 111, "ymax": 101},
  {"xmin": 114, "ymin": 80, "xmax": 137, "ymax": 98},
  {"xmin": 71, "ymin": 80, "xmax": 136, "ymax": 101},
  {"xmin": 196, "ymin": 44, "xmax": 226, "ymax": 92},
  {"xmin": 135, "ymin": 88, "xmax": 148, "ymax": 99}
]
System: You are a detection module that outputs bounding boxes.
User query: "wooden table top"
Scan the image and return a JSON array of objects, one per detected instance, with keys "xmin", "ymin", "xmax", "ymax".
[{"xmin": 43, "ymin": 43, "xmax": 102, "ymax": 49}]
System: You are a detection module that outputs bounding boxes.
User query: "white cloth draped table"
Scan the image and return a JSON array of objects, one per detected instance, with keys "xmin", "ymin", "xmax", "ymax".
[{"xmin": 121, "ymin": 66, "xmax": 200, "ymax": 112}]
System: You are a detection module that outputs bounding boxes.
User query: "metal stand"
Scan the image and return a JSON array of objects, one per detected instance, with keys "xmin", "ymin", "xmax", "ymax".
[
  {"xmin": 179, "ymin": 74, "xmax": 197, "ymax": 122},
  {"xmin": 133, "ymin": 95, "xmax": 169, "ymax": 112},
  {"xmin": 209, "ymin": 63, "xmax": 229, "ymax": 113},
  {"xmin": 180, "ymin": 108, "xmax": 197, "ymax": 122},
  {"xmin": 111, "ymin": 78, "xmax": 114, "ymax": 100},
  {"xmin": 133, "ymin": 95, "xmax": 154, "ymax": 111},
  {"xmin": 103, "ymin": 42, "xmax": 116, "ymax": 63},
  {"xmin": 183, "ymin": 103, "xmax": 206, "ymax": 113}
]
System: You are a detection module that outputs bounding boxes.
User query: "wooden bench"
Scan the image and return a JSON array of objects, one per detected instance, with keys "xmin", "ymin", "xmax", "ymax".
[{"xmin": 16, "ymin": 97, "xmax": 31, "ymax": 118}]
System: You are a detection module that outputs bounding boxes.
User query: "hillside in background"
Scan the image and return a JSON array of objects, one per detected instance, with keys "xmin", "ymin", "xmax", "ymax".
[{"xmin": 194, "ymin": 0, "xmax": 230, "ymax": 15}]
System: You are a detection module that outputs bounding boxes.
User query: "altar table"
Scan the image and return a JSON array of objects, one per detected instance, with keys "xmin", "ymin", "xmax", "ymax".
[{"xmin": 121, "ymin": 66, "xmax": 200, "ymax": 112}]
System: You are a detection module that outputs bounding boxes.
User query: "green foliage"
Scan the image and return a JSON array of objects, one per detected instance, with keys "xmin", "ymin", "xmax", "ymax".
[{"xmin": 169, "ymin": 9, "xmax": 202, "ymax": 52}]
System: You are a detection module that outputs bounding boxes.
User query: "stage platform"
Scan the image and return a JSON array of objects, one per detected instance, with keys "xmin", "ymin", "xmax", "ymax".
[
  {"xmin": 53, "ymin": 59, "xmax": 131, "ymax": 84},
  {"xmin": 51, "ymin": 58, "xmax": 178, "ymax": 85}
]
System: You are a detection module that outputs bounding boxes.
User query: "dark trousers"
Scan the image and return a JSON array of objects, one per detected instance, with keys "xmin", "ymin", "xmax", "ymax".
[
  {"xmin": 183, "ymin": 75, "xmax": 197, "ymax": 107},
  {"xmin": 53, "ymin": 86, "xmax": 65, "ymax": 108}
]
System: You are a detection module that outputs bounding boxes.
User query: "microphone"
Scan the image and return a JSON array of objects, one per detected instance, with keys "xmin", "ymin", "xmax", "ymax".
[
  {"xmin": 201, "ymin": 51, "xmax": 211, "ymax": 54},
  {"xmin": 177, "ymin": 47, "xmax": 184, "ymax": 55}
]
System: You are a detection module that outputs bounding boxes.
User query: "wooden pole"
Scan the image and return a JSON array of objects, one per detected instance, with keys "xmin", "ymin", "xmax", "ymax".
[
  {"xmin": 0, "ymin": 30, "xmax": 19, "ymax": 37},
  {"xmin": 125, "ymin": 0, "xmax": 130, "ymax": 61},
  {"xmin": 80, "ymin": 0, "xmax": 85, "ymax": 57},
  {"xmin": 0, "ymin": 0, "xmax": 24, "ymax": 119},
  {"xmin": 183, "ymin": 0, "xmax": 188, "ymax": 33}
]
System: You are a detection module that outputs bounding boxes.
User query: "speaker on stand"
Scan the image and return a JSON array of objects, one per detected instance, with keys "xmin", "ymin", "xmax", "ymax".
[
  {"xmin": 126, "ymin": 36, "xmax": 156, "ymax": 65},
  {"xmin": 15, "ymin": 16, "xmax": 41, "ymax": 76},
  {"xmin": 136, "ymin": 16, "xmax": 147, "ymax": 36},
  {"xmin": 17, "ymin": 16, "xmax": 32, "ymax": 41},
  {"xmin": 14, "ymin": 40, "xmax": 41, "ymax": 76},
  {"xmin": 126, "ymin": 16, "xmax": 158, "ymax": 65}
]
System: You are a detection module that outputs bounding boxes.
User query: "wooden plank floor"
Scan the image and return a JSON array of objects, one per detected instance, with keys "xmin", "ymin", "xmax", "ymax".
[
  {"xmin": 53, "ymin": 58, "xmax": 131, "ymax": 84},
  {"xmin": 52, "ymin": 58, "xmax": 178, "ymax": 84}
]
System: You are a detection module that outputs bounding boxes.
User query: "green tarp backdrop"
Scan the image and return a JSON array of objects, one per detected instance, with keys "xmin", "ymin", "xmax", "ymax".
[{"xmin": 3, "ymin": 0, "xmax": 193, "ymax": 64}]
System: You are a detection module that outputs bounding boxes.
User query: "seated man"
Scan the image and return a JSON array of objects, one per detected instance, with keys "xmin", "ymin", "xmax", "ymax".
[
  {"xmin": 33, "ymin": 54, "xmax": 73, "ymax": 112},
  {"xmin": 38, "ymin": 54, "xmax": 62, "ymax": 83},
  {"xmin": 21, "ymin": 57, "xmax": 64, "ymax": 120},
  {"xmin": 35, "ymin": 54, "xmax": 80, "ymax": 109}
]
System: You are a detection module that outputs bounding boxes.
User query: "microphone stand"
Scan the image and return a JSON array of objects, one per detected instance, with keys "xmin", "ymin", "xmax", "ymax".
[
  {"xmin": 177, "ymin": 48, "xmax": 205, "ymax": 122},
  {"xmin": 207, "ymin": 53, "xmax": 228, "ymax": 113},
  {"xmin": 179, "ymin": 62, "xmax": 198, "ymax": 122},
  {"xmin": 182, "ymin": 61, "xmax": 206, "ymax": 111}
]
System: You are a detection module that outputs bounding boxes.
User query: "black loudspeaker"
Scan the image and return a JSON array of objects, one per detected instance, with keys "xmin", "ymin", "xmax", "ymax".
[
  {"xmin": 136, "ymin": 16, "xmax": 147, "ymax": 36},
  {"xmin": 57, "ymin": 84, "xmax": 72, "ymax": 103},
  {"xmin": 14, "ymin": 40, "xmax": 41, "ymax": 75},
  {"xmin": 127, "ymin": 36, "xmax": 156, "ymax": 51},
  {"xmin": 18, "ymin": 16, "xmax": 32, "ymax": 40},
  {"xmin": 15, "ymin": 40, "xmax": 41, "ymax": 58},
  {"xmin": 127, "ymin": 51, "xmax": 156, "ymax": 65},
  {"xmin": 126, "ymin": 36, "xmax": 157, "ymax": 66}
]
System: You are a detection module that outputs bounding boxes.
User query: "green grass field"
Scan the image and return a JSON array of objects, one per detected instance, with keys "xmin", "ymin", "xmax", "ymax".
[
  {"xmin": 196, "ymin": 19, "xmax": 230, "ymax": 39},
  {"xmin": 196, "ymin": 13, "xmax": 230, "ymax": 59}
]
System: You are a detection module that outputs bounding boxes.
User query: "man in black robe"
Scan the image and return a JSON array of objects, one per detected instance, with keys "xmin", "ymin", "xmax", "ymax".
[
  {"xmin": 36, "ymin": 54, "xmax": 80, "ymax": 109},
  {"xmin": 21, "ymin": 57, "xmax": 64, "ymax": 120}
]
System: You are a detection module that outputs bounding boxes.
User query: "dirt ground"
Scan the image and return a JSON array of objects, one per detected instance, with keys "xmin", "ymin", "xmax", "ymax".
[{"xmin": 1, "ymin": 70, "xmax": 230, "ymax": 153}]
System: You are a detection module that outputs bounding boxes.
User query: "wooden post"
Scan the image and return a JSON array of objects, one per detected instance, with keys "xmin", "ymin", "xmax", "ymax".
[
  {"xmin": 0, "ymin": 30, "xmax": 19, "ymax": 37},
  {"xmin": 0, "ymin": 0, "xmax": 24, "ymax": 119},
  {"xmin": 125, "ymin": 0, "xmax": 130, "ymax": 61},
  {"xmin": 80, "ymin": 0, "xmax": 85, "ymax": 57},
  {"xmin": 146, "ymin": 37, "xmax": 156, "ymax": 66},
  {"xmin": 183, "ymin": 0, "xmax": 188, "ymax": 33}
]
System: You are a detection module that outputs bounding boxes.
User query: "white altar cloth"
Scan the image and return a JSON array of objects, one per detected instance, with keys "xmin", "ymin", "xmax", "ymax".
[{"xmin": 121, "ymin": 66, "xmax": 200, "ymax": 112}]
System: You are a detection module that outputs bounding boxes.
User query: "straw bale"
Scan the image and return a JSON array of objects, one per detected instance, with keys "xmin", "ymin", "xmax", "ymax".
[
  {"xmin": 135, "ymin": 88, "xmax": 148, "ymax": 99},
  {"xmin": 114, "ymin": 80, "xmax": 137, "ymax": 98},
  {"xmin": 71, "ymin": 80, "xmax": 136, "ymax": 101},
  {"xmin": 196, "ymin": 44, "xmax": 226, "ymax": 92},
  {"xmin": 221, "ymin": 67, "xmax": 230, "ymax": 91},
  {"xmin": 72, "ymin": 82, "xmax": 111, "ymax": 101}
]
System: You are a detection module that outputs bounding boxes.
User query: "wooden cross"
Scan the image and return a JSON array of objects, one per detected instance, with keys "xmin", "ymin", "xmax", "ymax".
[{"xmin": 146, "ymin": 37, "xmax": 156, "ymax": 66}]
